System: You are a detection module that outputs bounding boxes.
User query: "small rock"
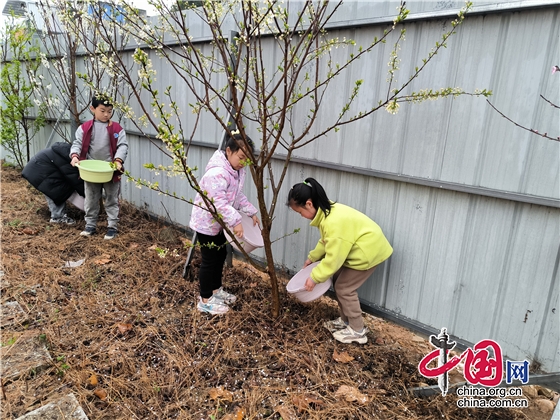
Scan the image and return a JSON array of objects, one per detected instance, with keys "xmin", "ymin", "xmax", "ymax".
[
  {"xmin": 1, "ymin": 332, "xmax": 52, "ymax": 380},
  {"xmin": 534, "ymin": 398, "xmax": 554, "ymax": 413},
  {"xmin": 14, "ymin": 393, "xmax": 88, "ymax": 419},
  {"xmin": 411, "ymin": 335, "xmax": 426, "ymax": 342},
  {"xmin": 0, "ymin": 301, "xmax": 28, "ymax": 326}
]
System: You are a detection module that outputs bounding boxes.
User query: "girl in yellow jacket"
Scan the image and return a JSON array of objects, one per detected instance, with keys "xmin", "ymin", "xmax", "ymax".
[{"xmin": 287, "ymin": 177, "xmax": 393, "ymax": 344}]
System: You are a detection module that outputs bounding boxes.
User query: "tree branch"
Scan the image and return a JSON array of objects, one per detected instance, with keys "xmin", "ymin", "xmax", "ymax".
[{"xmin": 486, "ymin": 99, "xmax": 559, "ymax": 142}]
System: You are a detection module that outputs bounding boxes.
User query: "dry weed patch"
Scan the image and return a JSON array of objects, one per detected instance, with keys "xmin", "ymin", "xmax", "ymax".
[{"xmin": 1, "ymin": 165, "xmax": 537, "ymax": 419}]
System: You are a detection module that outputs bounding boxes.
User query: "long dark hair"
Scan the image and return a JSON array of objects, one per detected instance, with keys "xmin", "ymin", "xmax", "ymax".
[{"xmin": 287, "ymin": 177, "xmax": 332, "ymax": 216}]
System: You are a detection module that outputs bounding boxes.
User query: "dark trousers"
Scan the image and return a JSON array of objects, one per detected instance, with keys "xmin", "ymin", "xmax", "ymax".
[{"xmin": 197, "ymin": 231, "xmax": 227, "ymax": 299}]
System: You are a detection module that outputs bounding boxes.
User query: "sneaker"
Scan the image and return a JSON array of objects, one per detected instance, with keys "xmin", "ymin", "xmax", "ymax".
[
  {"xmin": 212, "ymin": 287, "xmax": 237, "ymax": 304},
  {"xmin": 197, "ymin": 296, "xmax": 229, "ymax": 315},
  {"xmin": 50, "ymin": 215, "xmax": 76, "ymax": 225},
  {"xmin": 80, "ymin": 226, "xmax": 96, "ymax": 236},
  {"xmin": 332, "ymin": 326, "xmax": 368, "ymax": 344},
  {"xmin": 323, "ymin": 317, "xmax": 349, "ymax": 333},
  {"xmin": 104, "ymin": 227, "xmax": 118, "ymax": 240}
]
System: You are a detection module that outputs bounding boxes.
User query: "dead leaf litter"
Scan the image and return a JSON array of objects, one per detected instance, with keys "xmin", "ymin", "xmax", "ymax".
[{"xmin": 1, "ymin": 165, "xmax": 551, "ymax": 419}]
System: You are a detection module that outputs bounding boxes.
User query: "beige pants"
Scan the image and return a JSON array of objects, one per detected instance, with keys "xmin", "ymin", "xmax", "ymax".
[{"xmin": 332, "ymin": 265, "xmax": 377, "ymax": 331}]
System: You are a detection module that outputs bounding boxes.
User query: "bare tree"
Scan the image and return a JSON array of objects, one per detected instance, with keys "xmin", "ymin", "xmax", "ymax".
[
  {"xmin": 50, "ymin": 0, "xmax": 490, "ymax": 316},
  {"xmin": 29, "ymin": 0, "xmax": 133, "ymax": 143}
]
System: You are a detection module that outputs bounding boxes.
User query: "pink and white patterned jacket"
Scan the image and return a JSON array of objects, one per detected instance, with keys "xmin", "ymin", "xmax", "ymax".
[{"xmin": 189, "ymin": 150, "xmax": 257, "ymax": 236}]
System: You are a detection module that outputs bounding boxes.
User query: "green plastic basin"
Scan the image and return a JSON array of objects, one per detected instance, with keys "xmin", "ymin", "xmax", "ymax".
[{"xmin": 78, "ymin": 160, "xmax": 114, "ymax": 183}]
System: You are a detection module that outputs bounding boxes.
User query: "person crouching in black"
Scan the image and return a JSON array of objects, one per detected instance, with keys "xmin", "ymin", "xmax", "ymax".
[{"xmin": 22, "ymin": 142, "xmax": 85, "ymax": 225}]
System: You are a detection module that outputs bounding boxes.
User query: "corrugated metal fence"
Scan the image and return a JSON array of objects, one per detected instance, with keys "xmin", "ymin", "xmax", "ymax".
[{"xmin": 5, "ymin": 1, "xmax": 559, "ymax": 373}]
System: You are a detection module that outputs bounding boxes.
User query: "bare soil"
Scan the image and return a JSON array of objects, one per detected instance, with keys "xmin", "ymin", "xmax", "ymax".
[{"xmin": 0, "ymin": 164, "xmax": 554, "ymax": 419}]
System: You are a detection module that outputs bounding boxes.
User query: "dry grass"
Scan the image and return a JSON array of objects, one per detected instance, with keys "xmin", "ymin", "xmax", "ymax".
[{"xmin": 1, "ymin": 164, "xmax": 534, "ymax": 419}]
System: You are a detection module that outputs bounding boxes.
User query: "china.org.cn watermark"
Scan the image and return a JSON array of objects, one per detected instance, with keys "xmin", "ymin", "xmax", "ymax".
[
  {"xmin": 418, "ymin": 327, "xmax": 530, "ymax": 408},
  {"xmin": 455, "ymin": 385, "xmax": 528, "ymax": 408}
]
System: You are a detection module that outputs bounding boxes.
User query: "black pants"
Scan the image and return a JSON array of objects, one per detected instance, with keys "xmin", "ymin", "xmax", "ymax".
[{"xmin": 197, "ymin": 231, "xmax": 227, "ymax": 299}]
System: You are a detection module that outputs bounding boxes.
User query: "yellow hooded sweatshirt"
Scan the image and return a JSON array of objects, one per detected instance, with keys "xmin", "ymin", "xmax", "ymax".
[{"xmin": 308, "ymin": 203, "xmax": 393, "ymax": 284}]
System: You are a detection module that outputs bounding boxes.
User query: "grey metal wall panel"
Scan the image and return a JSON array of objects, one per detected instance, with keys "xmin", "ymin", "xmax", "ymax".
[
  {"xmin": 106, "ymin": 44, "xmax": 230, "ymax": 146},
  {"xmin": 353, "ymin": 180, "xmax": 559, "ymax": 368},
  {"xmin": 111, "ymin": 2, "xmax": 560, "ymax": 375},
  {"xmin": 278, "ymin": 0, "xmax": 559, "ymax": 27},
  {"xmin": 7, "ymin": 3, "xmax": 559, "ymax": 373},
  {"xmin": 475, "ymin": 10, "xmax": 559, "ymax": 197},
  {"xmin": 285, "ymin": 9, "xmax": 560, "ymax": 201},
  {"xmin": 48, "ymin": 7, "xmax": 558, "ymax": 205},
  {"xmin": 535, "ymin": 270, "xmax": 559, "ymax": 372},
  {"xmin": 121, "ymin": 136, "xmax": 208, "ymax": 228},
  {"xmin": 488, "ymin": 204, "xmax": 559, "ymax": 368}
]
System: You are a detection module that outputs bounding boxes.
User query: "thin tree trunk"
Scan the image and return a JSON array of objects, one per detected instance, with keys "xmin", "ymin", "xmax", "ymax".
[
  {"xmin": 254, "ymin": 167, "xmax": 280, "ymax": 317},
  {"xmin": 261, "ymin": 224, "xmax": 280, "ymax": 317}
]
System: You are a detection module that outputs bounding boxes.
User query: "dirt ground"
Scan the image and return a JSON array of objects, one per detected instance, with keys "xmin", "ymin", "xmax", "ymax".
[{"xmin": 1, "ymin": 164, "xmax": 556, "ymax": 419}]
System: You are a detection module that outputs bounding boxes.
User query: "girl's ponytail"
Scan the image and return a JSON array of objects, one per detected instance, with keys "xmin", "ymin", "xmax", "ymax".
[{"xmin": 287, "ymin": 177, "xmax": 332, "ymax": 216}]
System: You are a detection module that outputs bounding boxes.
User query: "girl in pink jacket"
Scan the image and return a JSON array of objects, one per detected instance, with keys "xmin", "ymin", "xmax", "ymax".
[{"xmin": 189, "ymin": 133, "xmax": 260, "ymax": 314}]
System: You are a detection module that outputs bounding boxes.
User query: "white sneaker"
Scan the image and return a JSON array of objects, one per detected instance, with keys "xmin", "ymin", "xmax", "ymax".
[
  {"xmin": 332, "ymin": 326, "xmax": 368, "ymax": 344},
  {"xmin": 104, "ymin": 228, "xmax": 117, "ymax": 240},
  {"xmin": 80, "ymin": 226, "xmax": 96, "ymax": 236},
  {"xmin": 197, "ymin": 296, "xmax": 229, "ymax": 315},
  {"xmin": 212, "ymin": 287, "xmax": 237, "ymax": 304}
]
